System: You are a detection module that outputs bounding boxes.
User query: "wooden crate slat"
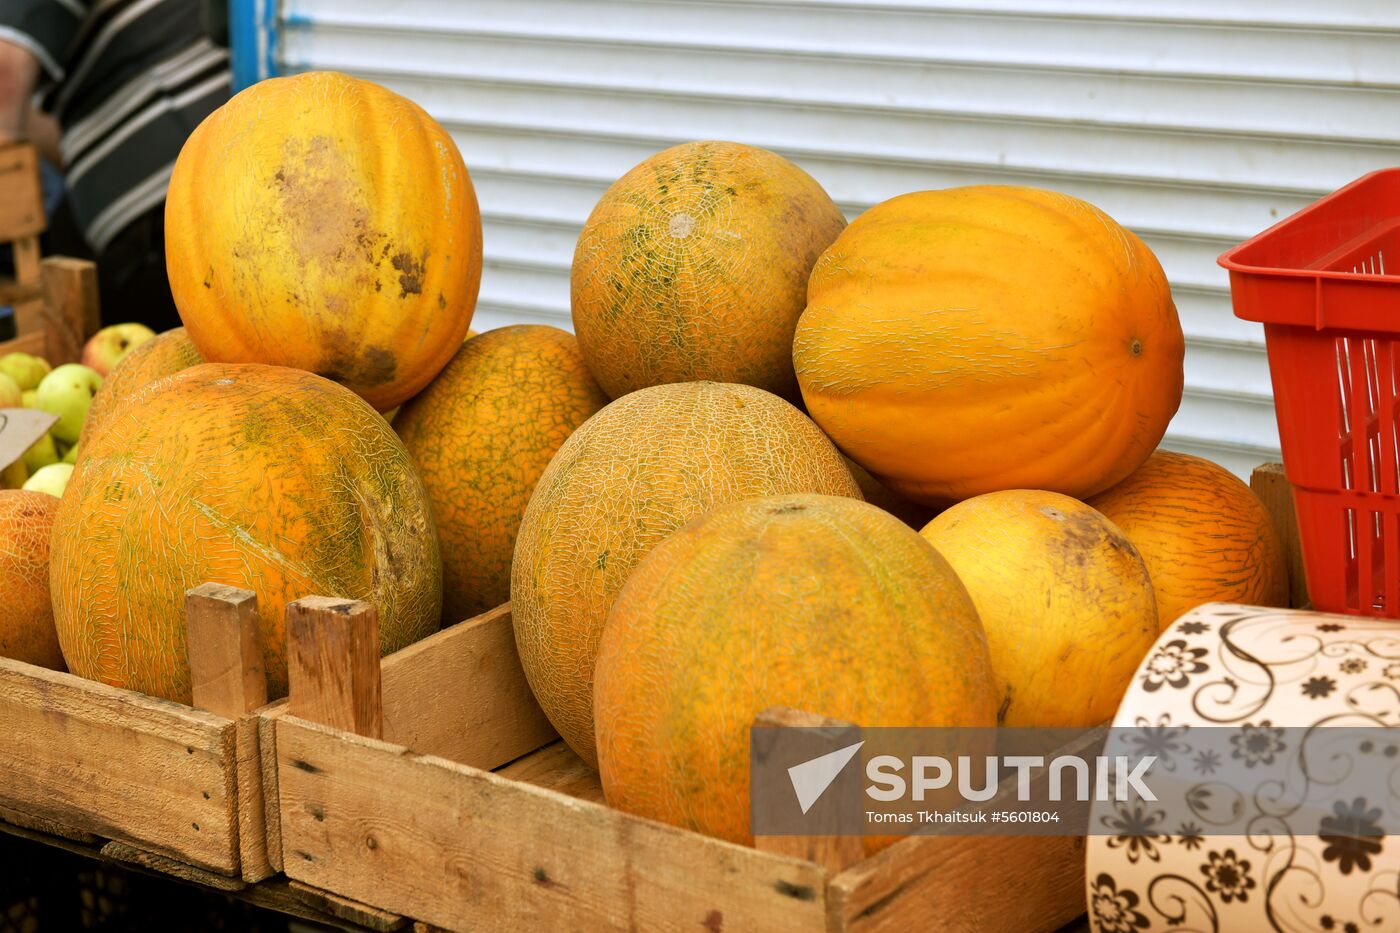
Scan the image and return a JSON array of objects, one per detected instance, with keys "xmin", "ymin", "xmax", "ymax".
[
  {"xmin": 1250, "ymin": 462, "xmax": 1311, "ymax": 609},
  {"xmin": 493, "ymin": 741, "xmax": 605, "ymax": 804},
  {"xmin": 0, "ymin": 143, "xmax": 44, "ymax": 241},
  {"xmin": 379, "ymin": 604, "xmax": 555, "ymax": 768},
  {"xmin": 276, "ymin": 715, "xmax": 829, "ymax": 933},
  {"xmin": 0, "ymin": 657, "xmax": 241, "ymax": 874}
]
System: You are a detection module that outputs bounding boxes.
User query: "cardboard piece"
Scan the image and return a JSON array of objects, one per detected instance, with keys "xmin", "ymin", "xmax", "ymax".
[{"xmin": 0, "ymin": 408, "xmax": 59, "ymax": 472}]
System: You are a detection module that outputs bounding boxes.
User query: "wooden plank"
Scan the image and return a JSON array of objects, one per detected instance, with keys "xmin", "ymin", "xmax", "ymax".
[
  {"xmin": 259, "ymin": 702, "xmax": 288, "ymax": 874},
  {"xmin": 187, "ymin": 583, "xmax": 268, "ymax": 718},
  {"xmin": 277, "ymin": 715, "xmax": 829, "ymax": 933},
  {"xmin": 0, "ymin": 802, "xmax": 100, "ymax": 845},
  {"xmin": 1251, "ymin": 462, "xmax": 1310, "ymax": 609},
  {"xmin": 380, "ymin": 603, "xmax": 555, "ymax": 770},
  {"xmin": 753, "ymin": 708, "xmax": 866, "ymax": 877},
  {"xmin": 829, "ymin": 727, "xmax": 1106, "ymax": 933},
  {"xmin": 0, "ymin": 658, "xmax": 242, "ymax": 874},
  {"xmin": 289, "ymin": 880, "xmax": 408, "ymax": 931},
  {"xmin": 235, "ymin": 713, "xmax": 275, "ymax": 882},
  {"xmin": 288, "ymin": 597, "xmax": 383, "ymax": 739},
  {"xmin": 830, "ymin": 835, "xmax": 1087, "ymax": 933},
  {"xmin": 101, "ymin": 840, "xmax": 248, "ymax": 892},
  {"xmin": 12, "ymin": 236, "xmax": 43, "ymax": 340},
  {"xmin": 0, "ymin": 142, "xmax": 45, "ymax": 240},
  {"xmin": 38, "ymin": 256, "xmax": 100, "ymax": 366},
  {"xmin": 0, "ymin": 330, "xmax": 47, "ymax": 359},
  {"xmin": 494, "ymin": 741, "xmax": 605, "ymax": 804}
]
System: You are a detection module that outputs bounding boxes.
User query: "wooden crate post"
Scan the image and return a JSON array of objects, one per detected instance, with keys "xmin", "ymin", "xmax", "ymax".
[
  {"xmin": 39, "ymin": 257, "xmax": 100, "ymax": 365},
  {"xmin": 287, "ymin": 597, "xmax": 383, "ymax": 739},
  {"xmin": 186, "ymin": 584, "xmax": 268, "ymax": 717},
  {"xmin": 1251, "ymin": 462, "xmax": 1310, "ymax": 609},
  {"xmin": 752, "ymin": 706, "xmax": 866, "ymax": 875}
]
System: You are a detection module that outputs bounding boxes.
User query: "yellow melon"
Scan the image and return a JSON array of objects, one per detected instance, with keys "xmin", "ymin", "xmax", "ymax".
[
  {"xmin": 79, "ymin": 327, "xmax": 203, "ymax": 455},
  {"xmin": 0, "ymin": 490, "xmax": 64, "ymax": 669},
  {"xmin": 572, "ymin": 141, "xmax": 846, "ymax": 400},
  {"xmin": 512, "ymin": 381, "xmax": 862, "ymax": 765},
  {"xmin": 395, "ymin": 325, "xmax": 608, "ymax": 622},
  {"xmin": 921, "ymin": 490, "xmax": 1158, "ymax": 727},
  {"xmin": 1087, "ymin": 451, "xmax": 1289, "ymax": 626},
  {"xmin": 595, "ymin": 493, "xmax": 995, "ymax": 849},
  {"xmin": 51, "ymin": 363, "xmax": 441, "ymax": 702}
]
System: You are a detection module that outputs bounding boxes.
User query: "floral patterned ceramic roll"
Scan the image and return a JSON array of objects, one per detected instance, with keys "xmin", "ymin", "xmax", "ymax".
[{"xmin": 1087, "ymin": 603, "xmax": 1399, "ymax": 933}]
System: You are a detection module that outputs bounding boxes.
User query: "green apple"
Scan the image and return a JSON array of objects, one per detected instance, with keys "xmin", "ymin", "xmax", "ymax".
[
  {"xmin": 22, "ymin": 462, "xmax": 73, "ymax": 498},
  {"xmin": 21, "ymin": 432, "xmax": 60, "ymax": 473},
  {"xmin": 0, "ymin": 352, "xmax": 52, "ymax": 391},
  {"xmin": 82, "ymin": 323, "xmax": 156, "ymax": 377},
  {"xmin": 0, "ymin": 371, "xmax": 21, "ymax": 408},
  {"xmin": 63, "ymin": 442, "xmax": 79, "ymax": 464},
  {"xmin": 35, "ymin": 363, "xmax": 104, "ymax": 444},
  {"xmin": 21, "ymin": 389, "xmax": 37, "ymax": 408}
]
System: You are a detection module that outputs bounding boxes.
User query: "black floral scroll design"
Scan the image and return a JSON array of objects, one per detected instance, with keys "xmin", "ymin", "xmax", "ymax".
[
  {"xmin": 1142, "ymin": 639, "xmax": 1209, "ymax": 693},
  {"xmin": 1319, "ymin": 798, "xmax": 1386, "ymax": 875},
  {"xmin": 1145, "ymin": 873, "xmax": 1220, "ymax": 933},
  {"xmin": 1102, "ymin": 803, "xmax": 1170, "ymax": 864},
  {"xmin": 1089, "ymin": 873, "xmax": 1150, "ymax": 933},
  {"xmin": 1190, "ymin": 612, "xmax": 1281, "ymax": 723},
  {"xmin": 1231, "ymin": 721, "xmax": 1287, "ymax": 768},
  {"xmin": 1129, "ymin": 714, "xmax": 1192, "ymax": 773},
  {"xmin": 1246, "ymin": 818, "xmax": 1326, "ymax": 933},
  {"xmin": 1200, "ymin": 847, "xmax": 1257, "ymax": 903}
]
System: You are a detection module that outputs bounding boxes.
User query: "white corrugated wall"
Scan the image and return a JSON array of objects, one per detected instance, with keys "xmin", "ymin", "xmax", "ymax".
[{"xmin": 276, "ymin": 0, "xmax": 1400, "ymax": 476}]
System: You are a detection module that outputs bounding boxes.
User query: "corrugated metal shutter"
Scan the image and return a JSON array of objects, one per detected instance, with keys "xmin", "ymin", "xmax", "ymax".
[{"xmin": 274, "ymin": 0, "xmax": 1400, "ymax": 476}]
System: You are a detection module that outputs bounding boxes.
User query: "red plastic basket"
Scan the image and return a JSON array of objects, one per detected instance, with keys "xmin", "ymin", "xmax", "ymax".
[{"xmin": 1221, "ymin": 168, "xmax": 1400, "ymax": 617}]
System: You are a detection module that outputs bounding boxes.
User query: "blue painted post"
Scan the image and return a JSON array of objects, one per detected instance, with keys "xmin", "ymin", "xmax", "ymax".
[{"xmin": 229, "ymin": 0, "xmax": 279, "ymax": 91}]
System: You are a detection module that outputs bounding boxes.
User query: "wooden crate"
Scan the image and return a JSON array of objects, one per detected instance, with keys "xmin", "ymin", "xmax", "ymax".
[
  {"xmin": 272, "ymin": 599, "xmax": 1091, "ymax": 933},
  {"xmin": 0, "ymin": 585, "xmax": 280, "ymax": 885}
]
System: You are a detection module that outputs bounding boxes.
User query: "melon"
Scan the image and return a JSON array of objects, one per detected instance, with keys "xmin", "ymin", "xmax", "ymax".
[
  {"xmin": 595, "ymin": 493, "xmax": 996, "ymax": 848},
  {"xmin": 512, "ymin": 381, "xmax": 862, "ymax": 765},
  {"xmin": 51, "ymin": 363, "xmax": 441, "ymax": 702},
  {"xmin": 794, "ymin": 186, "xmax": 1184, "ymax": 503},
  {"xmin": 395, "ymin": 325, "xmax": 608, "ymax": 622},
  {"xmin": 0, "ymin": 490, "xmax": 64, "ymax": 669},
  {"xmin": 1087, "ymin": 451, "xmax": 1289, "ymax": 626},
  {"xmin": 165, "ymin": 71, "xmax": 482, "ymax": 411},
  {"xmin": 921, "ymin": 490, "xmax": 1158, "ymax": 727},
  {"xmin": 79, "ymin": 327, "xmax": 203, "ymax": 456},
  {"xmin": 572, "ymin": 141, "xmax": 846, "ymax": 400}
]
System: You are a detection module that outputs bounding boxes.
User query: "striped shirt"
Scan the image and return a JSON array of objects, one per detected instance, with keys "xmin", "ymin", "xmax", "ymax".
[{"xmin": 0, "ymin": 0, "xmax": 229, "ymax": 251}]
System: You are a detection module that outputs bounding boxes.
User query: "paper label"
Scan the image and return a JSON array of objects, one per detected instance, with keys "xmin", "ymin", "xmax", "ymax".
[{"xmin": 0, "ymin": 408, "xmax": 59, "ymax": 471}]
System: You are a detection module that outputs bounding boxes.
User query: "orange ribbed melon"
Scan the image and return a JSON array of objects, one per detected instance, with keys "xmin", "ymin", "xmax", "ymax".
[
  {"xmin": 572, "ymin": 141, "xmax": 846, "ymax": 400},
  {"xmin": 0, "ymin": 490, "xmax": 64, "ymax": 669},
  {"xmin": 79, "ymin": 327, "xmax": 203, "ymax": 455},
  {"xmin": 921, "ymin": 490, "xmax": 1158, "ymax": 727},
  {"xmin": 51, "ymin": 363, "xmax": 441, "ymax": 702},
  {"xmin": 1087, "ymin": 451, "xmax": 1289, "ymax": 627},
  {"xmin": 795, "ymin": 186, "xmax": 1184, "ymax": 503},
  {"xmin": 595, "ymin": 493, "xmax": 996, "ymax": 849},
  {"xmin": 395, "ymin": 325, "xmax": 608, "ymax": 622},
  {"xmin": 166, "ymin": 71, "xmax": 482, "ymax": 411},
  {"xmin": 512, "ymin": 381, "xmax": 862, "ymax": 765}
]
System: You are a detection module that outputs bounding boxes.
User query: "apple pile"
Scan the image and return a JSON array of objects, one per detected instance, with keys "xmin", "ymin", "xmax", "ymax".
[{"xmin": 0, "ymin": 322, "xmax": 155, "ymax": 498}]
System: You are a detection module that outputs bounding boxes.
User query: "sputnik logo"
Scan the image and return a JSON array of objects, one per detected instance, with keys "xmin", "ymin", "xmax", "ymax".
[{"xmin": 787, "ymin": 741, "xmax": 865, "ymax": 814}]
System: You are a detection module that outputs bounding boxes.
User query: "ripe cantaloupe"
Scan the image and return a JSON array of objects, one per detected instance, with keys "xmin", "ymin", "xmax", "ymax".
[
  {"xmin": 1087, "ymin": 451, "xmax": 1289, "ymax": 627},
  {"xmin": 395, "ymin": 326, "xmax": 608, "ymax": 622},
  {"xmin": 921, "ymin": 490, "xmax": 1158, "ymax": 727},
  {"xmin": 572, "ymin": 141, "xmax": 846, "ymax": 400},
  {"xmin": 0, "ymin": 490, "xmax": 64, "ymax": 669},
  {"xmin": 79, "ymin": 327, "xmax": 203, "ymax": 456},
  {"xmin": 595, "ymin": 493, "xmax": 996, "ymax": 849},
  {"xmin": 512, "ymin": 381, "xmax": 862, "ymax": 765},
  {"xmin": 51, "ymin": 363, "xmax": 441, "ymax": 702},
  {"xmin": 794, "ymin": 186, "xmax": 1184, "ymax": 503}
]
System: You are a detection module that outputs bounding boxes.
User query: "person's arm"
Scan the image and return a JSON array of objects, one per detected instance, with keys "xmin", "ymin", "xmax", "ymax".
[
  {"xmin": 0, "ymin": 0, "xmax": 86, "ymax": 157},
  {"xmin": 0, "ymin": 36, "xmax": 38, "ymax": 142}
]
